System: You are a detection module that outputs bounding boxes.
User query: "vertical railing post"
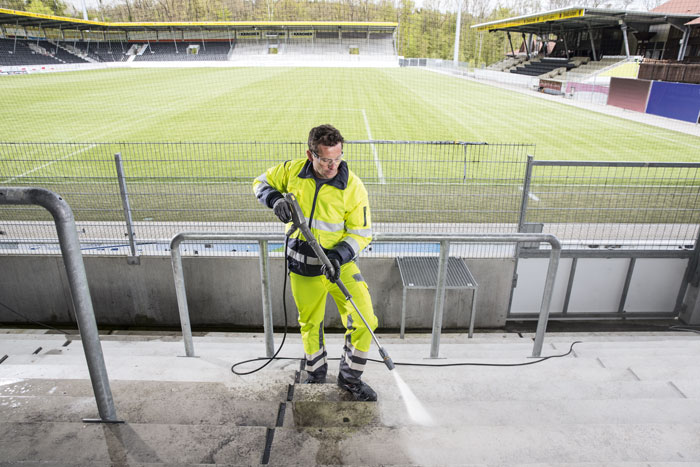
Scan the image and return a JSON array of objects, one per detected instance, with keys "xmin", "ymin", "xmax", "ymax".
[
  {"xmin": 258, "ymin": 239, "xmax": 275, "ymax": 357},
  {"xmin": 0, "ymin": 187, "xmax": 120, "ymax": 423},
  {"xmin": 430, "ymin": 239, "xmax": 451, "ymax": 358},
  {"xmin": 114, "ymin": 153, "xmax": 139, "ymax": 265},
  {"xmin": 531, "ymin": 237, "xmax": 561, "ymax": 357},
  {"xmin": 170, "ymin": 235, "xmax": 196, "ymax": 357}
]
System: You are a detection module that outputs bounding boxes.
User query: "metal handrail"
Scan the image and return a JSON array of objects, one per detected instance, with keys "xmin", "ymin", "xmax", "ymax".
[
  {"xmin": 0, "ymin": 187, "xmax": 119, "ymax": 423},
  {"xmin": 169, "ymin": 231, "xmax": 561, "ymax": 359},
  {"xmin": 169, "ymin": 232, "xmax": 283, "ymax": 358}
]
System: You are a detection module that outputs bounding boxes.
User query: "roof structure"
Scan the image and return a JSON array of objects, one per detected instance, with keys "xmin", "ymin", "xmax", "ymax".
[
  {"xmin": 651, "ymin": 0, "xmax": 700, "ymax": 14},
  {"xmin": 472, "ymin": 5, "xmax": 700, "ymax": 33},
  {"xmin": 0, "ymin": 8, "xmax": 397, "ymax": 32}
]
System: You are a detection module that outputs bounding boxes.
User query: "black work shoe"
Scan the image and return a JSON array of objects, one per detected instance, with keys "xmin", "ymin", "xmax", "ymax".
[
  {"xmin": 304, "ymin": 373, "xmax": 326, "ymax": 384},
  {"xmin": 337, "ymin": 374, "xmax": 377, "ymax": 401}
]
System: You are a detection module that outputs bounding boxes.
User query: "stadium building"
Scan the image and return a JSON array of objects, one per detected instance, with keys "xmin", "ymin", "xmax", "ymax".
[{"xmin": 0, "ymin": 8, "xmax": 398, "ymax": 72}]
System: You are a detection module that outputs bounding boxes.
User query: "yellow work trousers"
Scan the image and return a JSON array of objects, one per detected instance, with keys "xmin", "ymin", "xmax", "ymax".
[{"xmin": 290, "ymin": 261, "xmax": 378, "ymax": 383}]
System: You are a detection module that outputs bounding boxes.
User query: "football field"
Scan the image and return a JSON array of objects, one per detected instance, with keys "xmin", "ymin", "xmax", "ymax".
[{"xmin": 1, "ymin": 66, "xmax": 698, "ymax": 163}]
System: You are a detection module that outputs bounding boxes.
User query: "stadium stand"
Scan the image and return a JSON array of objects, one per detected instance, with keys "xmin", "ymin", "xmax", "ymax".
[
  {"xmin": 565, "ymin": 56, "xmax": 627, "ymax": 81},
  {"xmin": 0, "ymin": 38, "xmax": 63, "ymax": 66},
  {"xmin": 35, "ymin": 41, "xmax": 88, "ymax": 64},
  {"xmin": 133, "ymin": 41, "xmax": 232, "ymax": 61},
  {"xmin": 230, "ymin": 39, "xmax": 267, "ymax": 56},
  {"xmin": 69, "ymin": 41, "xmax": 128, "ymax": 62},
  {"xmin": 260, "ymin": 36, "xmax": 394, "ymax": 56},
  {"xmin": 487, "ymin": 56, "xmax": 527, "ymax": 72},
  {"xmin": 510, "ymin": 57, "xmax": 576, "ymax": 76}
]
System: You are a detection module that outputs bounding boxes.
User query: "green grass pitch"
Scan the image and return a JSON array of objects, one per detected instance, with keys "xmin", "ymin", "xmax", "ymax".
[
  {"xmin": 2, "ymin": 67, "xmax": 699, "ymax": 226},
  {"xmin": 1, "ymin": 66, "xmax": 698, "ymax": 163}
]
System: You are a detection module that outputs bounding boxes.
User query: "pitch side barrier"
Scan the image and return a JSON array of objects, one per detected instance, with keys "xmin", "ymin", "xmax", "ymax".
[{"xmin": 169, "ymin": 231, "xmax": 561, "ymax": 359}]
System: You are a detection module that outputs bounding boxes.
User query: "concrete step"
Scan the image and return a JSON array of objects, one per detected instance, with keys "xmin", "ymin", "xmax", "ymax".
[
  {"xmin": 629, "ymin": 365, "xmax": 700, "ymax": 381},
  {"xmin": 0, "ymin": 378, "xmax": 293, "ymax": 401},
  {"xmin": 0, "ymin": 394, "xmax": 281, "ymax": 426},
  {"xmin": 0, "ymin": 353, "xmax": 299, "ymax": 383},
  {"xmin": 596, "ymin": 355, "xmax": 700, "ymax": 369},
  {"xmin": 545, "ymin": 334, "xmax": 700, "ymax": 345},
  {"xmin": 672, "ymin": 379, "xmax": 700, "ymax": 399},
  {"xmin": 283, "ymin": 398, "xmax": 700, "ymax": 428},
  {"xmin": 358, "ymin": 363, "xmax": 638, "ymax": 386},
  {"xmin": 287, "ymin": 384, "xmax": 700, "ymax": 428},
  {"xmin": 293, "ymin": 378, "xmax": 684, "ymax": 402},
  {"xmin": 0, "ymin": 421, "xmax": 267, "ymax": 464},
  {"xmin": 0, "ymin": 462, "xmax": 692, "ymax": 467},
  {"xmin": 269, "ymin": 423, "xmax": 700, "ymax": 465}
]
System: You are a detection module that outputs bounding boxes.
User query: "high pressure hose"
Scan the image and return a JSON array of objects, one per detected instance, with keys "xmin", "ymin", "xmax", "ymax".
[
  {"xmin": 230, "ymin": 197, "xmax": 583, "ymax": 376},
  {"xmin": 230, "ymin": 233, "xmax": 293, "ymax": 375}
]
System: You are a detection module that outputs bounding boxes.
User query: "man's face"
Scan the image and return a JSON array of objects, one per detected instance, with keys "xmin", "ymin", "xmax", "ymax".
[{"xmin": 307, "ymin": 143, "xmax": 343, "ymax": 180}]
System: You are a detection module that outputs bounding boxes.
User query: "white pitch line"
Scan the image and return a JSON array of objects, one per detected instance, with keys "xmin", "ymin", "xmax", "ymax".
[
  {"xmin": 2, "ymin": 144, "xmax": 98, "ymax": 184},
  {"xmin": 362, "ymin": 109, "xmax": 385, "ymax": 184}
]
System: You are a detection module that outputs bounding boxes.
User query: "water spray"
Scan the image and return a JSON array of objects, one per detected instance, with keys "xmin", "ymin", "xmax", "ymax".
[{"xmin": 284, "ymin": 193, "xmax": 395, "ymax": 372}]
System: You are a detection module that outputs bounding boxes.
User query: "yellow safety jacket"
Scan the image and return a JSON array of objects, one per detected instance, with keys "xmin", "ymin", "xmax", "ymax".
[{"xmin": 253, "ymin": 158, "xmax": 372, "ymax": 276}]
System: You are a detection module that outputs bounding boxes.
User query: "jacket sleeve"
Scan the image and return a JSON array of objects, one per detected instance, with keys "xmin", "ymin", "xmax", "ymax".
[
  {"xmin": 332, "ymin": 182, "xmax": 372, "ymax": 263},
  {"xmin": 253, "ymin": 160, "xmax": 291, "ymax": 209}
]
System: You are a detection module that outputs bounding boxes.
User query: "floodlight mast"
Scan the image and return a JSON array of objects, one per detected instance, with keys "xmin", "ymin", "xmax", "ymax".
[{"xmin": 454, "ymin": 0, "xmax": 462, "ymax": 64}]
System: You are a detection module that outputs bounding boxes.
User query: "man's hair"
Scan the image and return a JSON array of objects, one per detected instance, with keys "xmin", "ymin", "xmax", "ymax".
[{"xmin": 308, "ymin": 124, "xmax": 344, "ymax": 153}]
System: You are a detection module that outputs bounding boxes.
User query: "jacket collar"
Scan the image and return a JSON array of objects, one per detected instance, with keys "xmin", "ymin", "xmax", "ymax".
[{"xmin": 298, "ymin": 159, "xmax": 348, "ymax": 190}]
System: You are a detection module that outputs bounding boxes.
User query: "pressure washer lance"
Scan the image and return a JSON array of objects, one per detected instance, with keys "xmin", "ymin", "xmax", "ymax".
[{"xmin": 283, "ymin": 192, "xmax": 395, "ymax": 371}]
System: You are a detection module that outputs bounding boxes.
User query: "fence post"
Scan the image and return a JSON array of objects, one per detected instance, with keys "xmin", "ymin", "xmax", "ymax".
[
  {"xmin": 114, "ymin": 153, "xmax": 139, "ymax": 265},
  {"xmin": 0, "ymin": 187, "xmax": 120, "ymax": 423},
  {"xmin": 517, "ymin": 155, "xmax": 535, "ymax": 234}
]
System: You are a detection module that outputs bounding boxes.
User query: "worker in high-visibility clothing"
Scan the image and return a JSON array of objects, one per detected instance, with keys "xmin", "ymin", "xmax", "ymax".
[{"xmin": 253, "ymin": 124, "xmax": 378, "ymax": 401}]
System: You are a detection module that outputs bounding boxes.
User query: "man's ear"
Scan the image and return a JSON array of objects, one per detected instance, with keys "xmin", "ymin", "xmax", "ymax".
[{"xmin": 306, "ymin": 150, "xmax": 314, "ymax": 161}]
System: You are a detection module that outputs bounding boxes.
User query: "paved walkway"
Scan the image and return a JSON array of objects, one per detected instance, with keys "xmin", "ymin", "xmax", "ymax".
[{"xmin": 1, "ymin": 328, "xmax": 700, "ymax": 465}]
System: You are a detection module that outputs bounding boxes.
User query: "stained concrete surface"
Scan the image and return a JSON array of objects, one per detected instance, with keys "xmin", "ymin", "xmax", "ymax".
[{"xmin": 1, "ymin": 329, "xmax": 700, "ymax": 465}]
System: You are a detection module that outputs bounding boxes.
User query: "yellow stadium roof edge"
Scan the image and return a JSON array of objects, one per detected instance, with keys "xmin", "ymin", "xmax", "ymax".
[
  {"xmin": 0, "ymin": 8, "xmax": 397, "ymax": 30},
  {"xmin": 473, "ymin": 7, "xmax": 585, "ymax": 31},
  {"xmin": 472, "ymin": 5, "xmax": 699, "ymax": 32}
]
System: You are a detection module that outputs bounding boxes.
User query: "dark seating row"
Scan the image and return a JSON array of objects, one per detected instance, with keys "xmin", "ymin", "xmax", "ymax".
[
  {"xmin": 0, "ymin": 38, "xmax": 63, "ymax": 66},
  {"xmin": 134, "ymin": 41, "xmax": 232, "ymax": 61},
  {"xmin": 510, "ymin": 59, "xmax": 576, "ymax": 76}
]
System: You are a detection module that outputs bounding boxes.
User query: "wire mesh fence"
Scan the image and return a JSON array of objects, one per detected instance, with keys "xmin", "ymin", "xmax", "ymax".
[
  {"xmin": 0, "ymin": 141, "xmax": 532, "ymax": 257},
  {"xmin": 524, "ymin": 161, "xmax": 700, "ymax": 251}
]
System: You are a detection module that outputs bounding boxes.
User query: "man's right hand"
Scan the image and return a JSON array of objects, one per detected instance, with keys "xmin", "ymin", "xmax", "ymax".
[{"xmin": 273, "ymin": 198, "xmax": 292, "ymax": 223}]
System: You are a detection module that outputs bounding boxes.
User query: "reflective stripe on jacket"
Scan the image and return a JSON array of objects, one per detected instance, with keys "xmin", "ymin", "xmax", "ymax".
[{"xmin": 253, "ymin": 158, "xmax": 372, "ymax": 276}]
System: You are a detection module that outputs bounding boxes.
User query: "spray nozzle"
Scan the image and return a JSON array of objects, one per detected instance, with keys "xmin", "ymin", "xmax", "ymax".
[{"xmin": 379, "ymin": 346, "xmax": 395, "ymax": 371}]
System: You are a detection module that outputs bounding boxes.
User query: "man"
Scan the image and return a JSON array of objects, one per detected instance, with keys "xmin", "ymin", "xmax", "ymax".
[{"xmin": 253, "ymin": 124, "xmax": 378, "ymax": 402}]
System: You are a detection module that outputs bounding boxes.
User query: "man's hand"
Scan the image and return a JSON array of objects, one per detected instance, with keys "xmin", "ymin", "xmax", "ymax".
[
  {"xmin": 321, "ymin": 257, "xmax": 341, "ymax": 283},
  {"xmin": 273, "ymin": 198, "xmax": 292, "ymax": 223}
]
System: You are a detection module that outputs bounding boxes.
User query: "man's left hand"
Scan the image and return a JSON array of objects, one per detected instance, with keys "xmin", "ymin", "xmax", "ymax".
[{"xmin": 321, "ymin": 257, "xmax": 341, "ymax": 283}]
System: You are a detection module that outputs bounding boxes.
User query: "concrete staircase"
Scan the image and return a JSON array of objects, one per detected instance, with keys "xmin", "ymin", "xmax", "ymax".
[{"xmin": 1, "ymin": 330, "xmax": 699, "ymax": 465}]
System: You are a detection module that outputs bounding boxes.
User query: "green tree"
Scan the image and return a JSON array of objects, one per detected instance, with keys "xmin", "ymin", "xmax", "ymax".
[{"xmin": 26, "ymin": 0, "xmax": 53, "ymax": 15}]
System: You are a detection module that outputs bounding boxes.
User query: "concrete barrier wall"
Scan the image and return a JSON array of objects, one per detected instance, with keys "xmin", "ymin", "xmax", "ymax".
[{"xmin": 0, "ymin": 255, "xmax": 515, "ymax": 331}]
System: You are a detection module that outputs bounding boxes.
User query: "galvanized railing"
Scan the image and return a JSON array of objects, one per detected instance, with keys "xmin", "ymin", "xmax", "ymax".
[
  {"xmin": 0, "ymin": 187, "xmax": 119, "ymax": 423},
  {"xmin": 170, "ymin": 231, "xmax": 561, "ymax": 359}
]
